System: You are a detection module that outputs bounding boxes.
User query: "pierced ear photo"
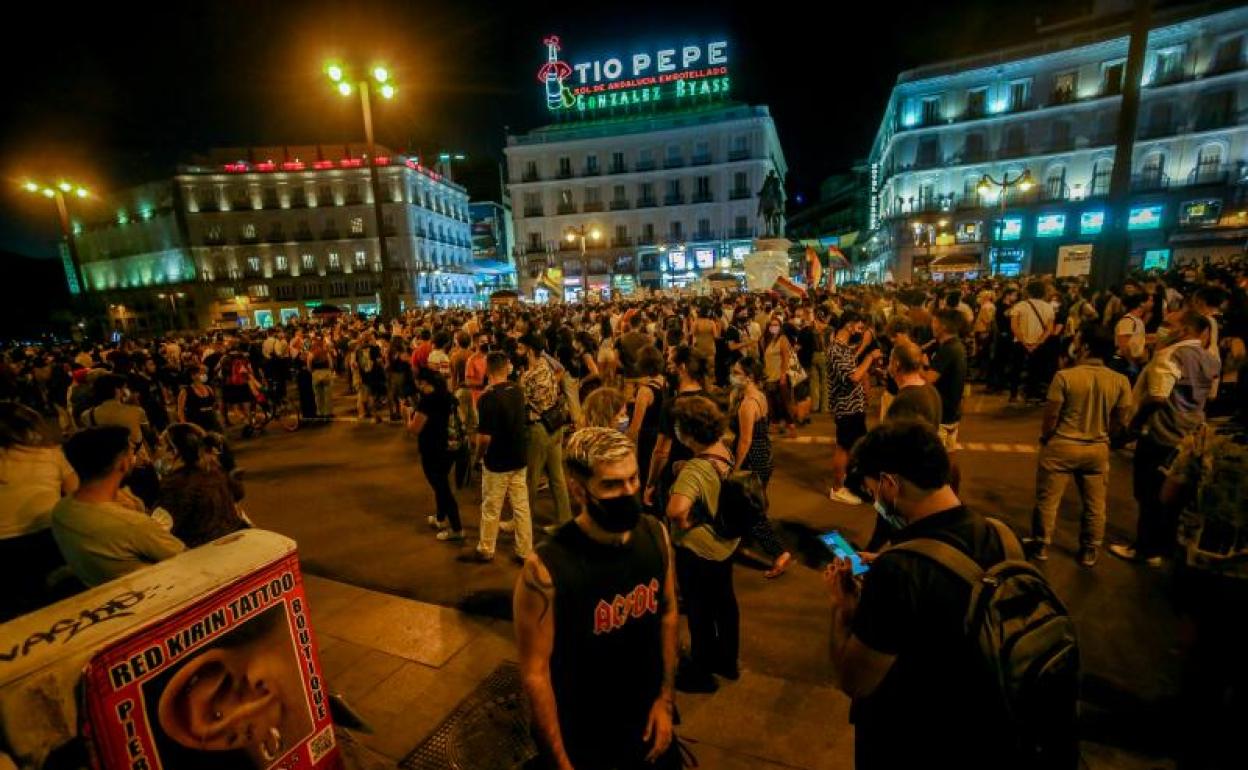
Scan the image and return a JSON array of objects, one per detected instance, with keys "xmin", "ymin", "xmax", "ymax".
[{"xmin": 144, "ymin": 603, "xmax": 315, "ymax": 770}]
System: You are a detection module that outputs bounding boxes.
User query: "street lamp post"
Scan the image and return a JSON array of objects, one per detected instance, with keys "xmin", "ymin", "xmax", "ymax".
[
  {"xmin": 976, "ymin": 169, "xmax": 1034, "ymax": 275},
  {"xmin": 327, "ymin": 63, "xmax": 400, "ymax": 318},
  {"xmin": 156, "ymin": 291, "xmax": 186, "ymax": 330},
  {"xmin": 21, "ymin": 180, "xmax": 90, "ymax": 294},
  {"xmin": 564, "ymin": 224, "xmax": 601, "ymax": 302}
]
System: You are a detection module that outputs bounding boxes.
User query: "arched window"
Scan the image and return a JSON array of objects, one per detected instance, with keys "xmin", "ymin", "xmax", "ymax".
[
  {"xmin": 1194, "ymin": 144, "xmax": 1224, "ymax": 184},
  {"xmin": 1091, "ymin": 159, "xmax": 1113, "ymax": 196},
  {"xmin": 1045, "ymin": 165, "xmax": 1067, "ymax": 200}
]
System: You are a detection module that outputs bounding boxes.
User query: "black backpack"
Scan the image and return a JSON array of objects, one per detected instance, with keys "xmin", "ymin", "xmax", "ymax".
[
  {"xmin": 694, "ymin": 454, "xmax": 767, "ymax": 540},
  {"xmin": 888, "ymin": 517, "xmax": 1080, "ymax": 769}
]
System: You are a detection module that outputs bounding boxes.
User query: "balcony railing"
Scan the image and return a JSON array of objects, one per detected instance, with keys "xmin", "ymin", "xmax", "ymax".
[
  {"xmin": 240, "ymin": 233, "xmax": 260, "ymax": 244},
  {"xmin": 583, "ymin": 166, "xmax": 601, "ymax": 176},
  {"xmin": 637, "ymin": 235, "xmax": 656, "ymax": 245},
  {"xmin": 523, "ymin": 206, "xmax": 544, "ymax": 217},
  {"xmin": 609, "ymin": 199, "xmax": 630, "ymax": 211},
  {"xmin": 1131, "ymin": 171, "xmax": 1170, "ymax": 192},
  {"xmin": 728, "ymin": 227, "xmax": 755, "ymax": 239},
  {"xmin": 664, "ymin": 157, "xmax": 684, "ymax": 169},
  {"xmin": 1045, "ymin": 138, "xmax": 1075, "ymax": 153},
  {"xmin": 609, "ymin": 163, "xmax": 627, "ymax": 175},
  {"xmin": 522, "ymin": 170, "xmax": 540, "ymax": 182},
  {"xmin": 611, "ymin": 237, "xmax": 633, "ymax": 247},
  {"xmin": 914, "ymin": 154, "xmax": 945, "ymax": 169},
  {"xmin": 1040, "ymin": 183, "xmax": 1070, "ymax": 202},
  {"xmin": 556, "ymin": 203, "xmax": 577, "ymax": 215},
  {"xmin": 664, "ymin": 194, "xmax": 685, "ymax": 206},
  {"xmin": 729, "ymin": 188, "xmax": 751, "ymax": 200},
  {"xmin": 691, "ymin": 193, "xmax": 714, "ymax": 204},
  {"xmin": 636, "ymin": 197, "xmax": 658, "ymax": 208},
  {"xmin": 1049, "ymin": 88, "xmax": 1075, "ymax": 106},
  {"xmin": 1138, "ymin": 121, "xmax": 1177, "ymax": 140},
  {"xmin": 582, "ymin": 201, "xmax": 605, "ymax": 213},
  {"xmin": 727, "ymin": 149, "xmax": 750, "ymax": 161},
  {"xmin": 636, "ymin": 160, "xmax": 657, "ymax": 172},
  {"xmin": 998, "ymin": 144, "xmax": 1027, "ymax": 160},
  {"xmin": 557, "ymin": 169, "xmax": 574, "ymax": 180},
  {"xmin": 691, "ymin": 154, "xmax": 713, "ymax": 166},
  {"xmin": 1187, "ymin": 165, "xmax": 1232, "ymax": 186}
]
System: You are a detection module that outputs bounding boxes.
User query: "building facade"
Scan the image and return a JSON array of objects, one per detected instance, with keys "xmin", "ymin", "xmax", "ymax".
[
  {"xmin": 505, "ymin": 104, "xmax": 786, "ymax": 300},
  {"xmin": 866, "ymin": 4, "xmax": 1248, "ymax": 283},
  {"xmin": 73, "ymin": 146, "xmax": 475, "ymax": 332},
  {"xmin": 469, "ymin": 201, "xmax": 518, "ymax": 302}
]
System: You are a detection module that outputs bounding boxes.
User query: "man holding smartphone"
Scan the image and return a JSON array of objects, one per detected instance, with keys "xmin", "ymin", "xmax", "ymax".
[{"xmin": 823, "ymin": 420, "xmax": 1012, "ymax": 770}]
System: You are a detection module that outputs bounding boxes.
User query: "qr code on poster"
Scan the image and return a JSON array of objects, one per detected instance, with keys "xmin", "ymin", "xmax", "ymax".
[{"xmin": 310, "ymin": 724, "xmax": 336, "ymax": 764}]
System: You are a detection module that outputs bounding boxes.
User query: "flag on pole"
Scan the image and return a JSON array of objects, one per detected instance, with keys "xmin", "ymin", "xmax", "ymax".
[{"xmin": 805, "ymin": 246, "xmax": 823, "ymax": 290}]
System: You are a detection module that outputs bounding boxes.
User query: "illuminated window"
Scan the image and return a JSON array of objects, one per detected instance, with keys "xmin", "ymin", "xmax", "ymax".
[
  {"xmin": 243, "ymin": 223, "xmax": 257, "ymax": 239},
  {"xmin": 1080, "ymin": 210, "xmax": 1105, "ymax": 235},
  {"xmin": 301, "ymin": 253, "xmax": 315, "ymax": 270},
  {"xmin": 250, "ymin": 284, "xmax": 270, "ymax": 298},
  {"xmin": 246, "ymin": 256, "xmax": 261, "ymax": 273},
  {"xmin": 1036, "ymin": 213, "xmax": 1066, "ymax": 237},
  {"xmin": 1128, "ymin": 205, "xmax": 1163, "ymax": 230},
  {"xmin": 328, "ymin": 252, "xmax": 341, "ymax": 269},
  {"xmin": 350, "ymin": 217, "xmax": 364, "ymax": 234},
  {"xmin": 206, "ymin": 225, "xmax": 223, "ymax": 242},
  {"xmin": 354, "ymin": 250, "xmax": 367, "ymax": 268},
  {"xmin": 275, "ymin": 255, "xmax": 289, "ymax": 272},
  {"xmin": 955, "ymin": 221, "xmax": 982, "ymax": 243},
  {"xmin": 997, "ymin": 216, "xmax": 1023, "ymax": 240}
]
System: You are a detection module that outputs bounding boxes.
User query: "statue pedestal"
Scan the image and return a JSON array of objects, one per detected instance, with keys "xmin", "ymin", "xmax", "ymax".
[{"xmin": 743, "ymin": 237, "xmax": 792, "ymax": 292}]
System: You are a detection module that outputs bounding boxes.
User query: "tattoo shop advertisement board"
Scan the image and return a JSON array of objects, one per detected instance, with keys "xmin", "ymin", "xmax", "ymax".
[
  {"xmin": 82, "ymin": 546, "xmax": 340, "ymax": 770},
  {"xmin": 0, "ymin": 530, "xmax": 339, "ymax": 770}
]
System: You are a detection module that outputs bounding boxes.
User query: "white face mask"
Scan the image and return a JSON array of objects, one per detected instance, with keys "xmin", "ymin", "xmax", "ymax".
[{"xmin": 769, "ymin": 325, "xmax": 781, "ymax": 335}]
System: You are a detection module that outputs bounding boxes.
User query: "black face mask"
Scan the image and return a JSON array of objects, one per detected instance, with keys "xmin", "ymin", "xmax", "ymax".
[{"xmin": 586, "ymin": 491, "xmax": 643, "ymax": 534}]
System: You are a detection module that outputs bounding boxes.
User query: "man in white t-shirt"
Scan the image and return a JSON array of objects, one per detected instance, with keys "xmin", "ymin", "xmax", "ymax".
[
  {"xmin": 1007, "ymin": 281, "xmax": 1055, "ymax": 402},
  {"xmin": 1113, "ymin": 293, "xmax": 1152, "ymax": 381}
]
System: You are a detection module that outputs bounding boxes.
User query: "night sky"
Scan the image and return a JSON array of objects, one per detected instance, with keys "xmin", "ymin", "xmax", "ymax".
[{"xmin": 1, "ymin": 0, "xmax": 1096, "ymax": 260}]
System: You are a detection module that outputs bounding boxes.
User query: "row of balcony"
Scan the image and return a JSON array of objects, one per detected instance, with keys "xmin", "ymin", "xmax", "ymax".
[
  {"xmin": 207, "ymin": 227, "xmax": 470, "ymax": 247},
  {"xmin": 195, "ymin": 197, "xmax": 470, "ymax": 222},
  {"xmin": 521, "ymin": 149, "xmax": 756, "ymax": 182},
  {"xmin": 896, "ymin": 62, "xmax": 1244, "ymax": 133},
  {"xmin": 522, "ymin": 226, "xmax": 757, "ymax": 255},
  {"xmin": 524, "ymin": 188, "xmax": 751, "ymax": 217},
  {"xmin": 885, "ymin": 167, "xmax": 1240, "ymax": 218}
]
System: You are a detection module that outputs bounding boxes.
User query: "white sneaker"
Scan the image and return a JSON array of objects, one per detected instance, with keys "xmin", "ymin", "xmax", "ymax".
[
  {"xmin": 427, "ymin": 515, "xmax": 448, "ymax": 531},
  {"xmin": 828, "ymin": 487, "xmax": 863, "ymax": 505},
  {"xmin": 436, "ymin": 529, "xmax": 464, "ymax": 542},
  {"xmin": 499, "ymin": 519, "xmax": 516, "ymax": 534}
]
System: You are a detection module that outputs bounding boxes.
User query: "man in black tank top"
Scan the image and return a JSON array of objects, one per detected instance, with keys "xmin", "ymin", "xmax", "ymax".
[{"xmin": 515, "ymin": 427, "xmax": 679, "ymax": 770}]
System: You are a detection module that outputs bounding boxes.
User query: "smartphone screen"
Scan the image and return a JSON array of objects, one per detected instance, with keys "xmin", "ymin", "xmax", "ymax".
[{"xmin": 820, "ymin": 530, "xmax": 869, "ymax": 576}]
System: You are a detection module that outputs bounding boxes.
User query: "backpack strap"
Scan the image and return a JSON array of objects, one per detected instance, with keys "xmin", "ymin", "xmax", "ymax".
[
  {"xmin": 886, "ymin": 538, "xmax": 984, "ymax": 588},
  {"xmin": 694, "ymin": 452, "xmax": 734, "ymax": 477},
  {"xmin": 983, "ymin": 516, "xmax": 1025, "ymax": 561}
]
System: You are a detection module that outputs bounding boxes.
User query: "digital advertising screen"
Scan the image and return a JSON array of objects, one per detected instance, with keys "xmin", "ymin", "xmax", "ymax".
[
  {"xmin": 1128, "ymin": 204, "xmax": 1164, "ymax": 230},
  {"xmin": 668, "ymin": 251, "xmax": 687, "ymax": 272},
  {"xmin": 694, "ymin": 248, "xmax": 715, "ymax": 269},
  {"xmin": 1080, "ymin": 210, "xmax": 1104, "ymax": 235},
  {"xmin": 1036, "ymin": 213, "xmax": 1066, "ymax": 237}
]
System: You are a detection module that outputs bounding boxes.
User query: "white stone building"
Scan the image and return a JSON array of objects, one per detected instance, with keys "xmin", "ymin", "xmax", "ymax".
[
  {"xmin": 75, "ymin": 145, "xmax": 476, "ymax": 332},
  {"xmin": 866, "ymin": 4, "xmax": 1248, "ymax": 281},
  {"xmin": 505, "ymin": 104, "xmax": 786, "ymax": 300}
]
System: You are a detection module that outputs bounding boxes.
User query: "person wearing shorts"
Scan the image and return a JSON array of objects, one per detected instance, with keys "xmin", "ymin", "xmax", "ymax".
[{"xmin": 826, "ymin": 312, "xmax": 881, "ymax": 504}]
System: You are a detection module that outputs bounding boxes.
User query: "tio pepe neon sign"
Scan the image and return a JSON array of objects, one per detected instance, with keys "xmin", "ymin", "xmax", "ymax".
[{"xmin": 538, "ymin": 35, "xmax": 731, "ymax": 115}]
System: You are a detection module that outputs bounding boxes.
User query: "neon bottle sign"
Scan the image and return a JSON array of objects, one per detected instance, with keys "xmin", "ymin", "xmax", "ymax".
[
  {"xmin": 537, "ymin": 36, "xmax": 575, "ymax": 109},
  {"xmin": 538, "ymin": 35, "xmax": 731, "ymax": 115}
]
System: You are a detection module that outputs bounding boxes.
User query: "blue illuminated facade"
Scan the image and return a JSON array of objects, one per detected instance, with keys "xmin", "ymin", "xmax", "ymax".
[{"xmin": 866, "ymin": 4, "xmax": 1248, "ymax": 281}]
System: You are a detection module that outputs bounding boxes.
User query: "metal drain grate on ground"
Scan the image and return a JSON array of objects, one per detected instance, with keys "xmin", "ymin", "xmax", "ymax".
[{"xmin": 400, "ymin": 661, "xmax": 537, "ymax": 770}]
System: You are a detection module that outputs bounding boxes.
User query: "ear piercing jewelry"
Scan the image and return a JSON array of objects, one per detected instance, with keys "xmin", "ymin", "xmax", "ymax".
[{"xmin": 260, "ymin": 727, "xmax": 284, "ymax": 762}]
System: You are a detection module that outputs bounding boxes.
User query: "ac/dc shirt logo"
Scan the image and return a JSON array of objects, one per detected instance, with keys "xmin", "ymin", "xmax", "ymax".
[{"xmin": 592, "ymin": 579, "xmax": 660, "ymax": 635}]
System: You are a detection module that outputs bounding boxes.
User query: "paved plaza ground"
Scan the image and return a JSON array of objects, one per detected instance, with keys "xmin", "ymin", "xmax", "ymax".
[{"xmin": 236, "ymin": 383, "xmax": 1180, "ymax": 769}]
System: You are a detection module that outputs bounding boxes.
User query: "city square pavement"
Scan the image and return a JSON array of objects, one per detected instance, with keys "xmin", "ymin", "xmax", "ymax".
[{"xmin": 235, "ymin": 382, "xmax": 1179, "ymax": 769}]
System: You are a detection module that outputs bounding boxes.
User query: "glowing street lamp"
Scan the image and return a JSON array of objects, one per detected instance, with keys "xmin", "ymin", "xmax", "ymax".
[
  {"xmin": 336, "ymin": 81, "xmax": 353, "ymax": 97},
  {"xmin": 379, "ymin": 83, "xmax": 395, "ymax": 100},
  {"xmin": 20, "ymin": 178, "xmax": 92, "ymax": 294},
  {"xmin": 565, "ymin": 224, "xmax": 602, "ymax": 299},
  {"xmin": 976, "ymin": 169, "xmax": 1035, "ymax": 246}
]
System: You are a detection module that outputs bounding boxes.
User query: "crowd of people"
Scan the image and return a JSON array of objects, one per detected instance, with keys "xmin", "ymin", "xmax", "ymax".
[{"xmin": 1, "ymin": 256, "xmax": 1246, "ymax": 769}]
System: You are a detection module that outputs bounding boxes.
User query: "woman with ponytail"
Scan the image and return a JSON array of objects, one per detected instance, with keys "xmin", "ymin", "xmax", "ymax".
[{"xmin": 155, "ymin": 423, "xmax": 246, "ymax": 547}]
